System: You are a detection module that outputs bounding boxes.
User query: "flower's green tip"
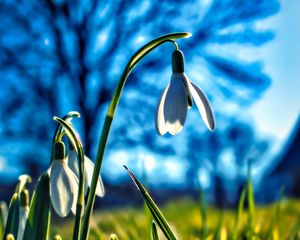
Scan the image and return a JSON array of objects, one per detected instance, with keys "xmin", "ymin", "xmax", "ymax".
[
  {"xmin": 53, "ymin": 234, "xmax": 62, "ymax": 240},
  {"xmin": 185, "ymin": 32, "xmax": 192, "ymax": 37},
  {"xmin": 109, "ymin": 234, "xmax": 118, "ymax": 240},
  {"xmin": 66, "ymin": 111, "xmax": 81, "ymax": 118},
  {"xmin": 6, "ymin": 234, "xmax": 15, "ymax": 240},
  {"xmin": 18, "ymin": 174, "xmax": 32, "ymax": 182}
]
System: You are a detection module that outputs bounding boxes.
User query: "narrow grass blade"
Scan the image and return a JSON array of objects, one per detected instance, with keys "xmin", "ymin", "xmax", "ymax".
[
  {"xmin": 3, "ymin": 194, "xmax": 19, "ymax": 240},
  {"xmin": 23, "ymin": 172, "xmax": 50, "ymax": 240},
  {"xmin": 286, "ymin": 217, "xmax": 300, "ymax": 240},
  {"xmin": 213, "ymin": 214, "xmax": 223, "ymax": 240},
  {"xmin": 124, "ymin": 166, "xmax": 177, "ymax": 240},
  {"xmin": 199, "ymin": 190, "xmax": 207, "ymax": 240},
  {"xmin": 265, "ymin": 188, "xmax": 284, "ymax": 240},
  {"xmin": 245, "ymin": 167, "xmax": 256, "ymax": 240},
  {"xmin": 246, "ymin": 175, "xmax": 255, "ymax": 228},
  {"xmin": 151, "ymin": 221, "xmax": 160, "ymax": 240},
  {"xmin": 231, "ymin": 188, "xmax": 246, "ymax": 240},
  {"xmin": 246, "ymin": 164, "xmax": 255, "ymax": 233},
  {"xmin": 0, "ymin": 202, "xmax": 8, "ymax": 239}
]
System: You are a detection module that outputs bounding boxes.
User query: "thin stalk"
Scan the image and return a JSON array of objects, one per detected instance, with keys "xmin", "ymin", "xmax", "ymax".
[
  {"xmin": 80, "ymin": 32, "xmax": 191, "ymax": 240},
  {"xmin": 231, "ymin": 188, "xmax": 246, "ymax": 240},
  {"xmin": 199, "ymin": 190, "xmax": 207, "ymax": 240},
  {"xmin": 50, "ymin": 111, "xmax": 80, "ymax": 165},
  {"xmin": 53, "ymin": 117, "xmax": 85, "ymax": 240},
  {"xmin": 247, "ymin": 169, "xmax": 255, "ymax": 229}
]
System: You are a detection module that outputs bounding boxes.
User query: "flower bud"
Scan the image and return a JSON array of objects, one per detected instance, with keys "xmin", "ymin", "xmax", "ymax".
[
  {"xmin": 109, "ymin": 234, "xmax": 118, "ymax": 240},
  {"xmin": 53, "ymin": 234, "xmax": 62, "ymax": 240},
  {"xmin": 20, "ymin": 189, "xmax": 29, "ymax": 207},
  {"xmin": 54, "ymin": 141, "xmax": 65, "ymax": 160},
  {"xmin": 6, "ymin": 234, "xmax": 15, "ymax": 240},
  {"xmin": 172, "ymin": 50, "xmax": 185, "ymax": 73}
]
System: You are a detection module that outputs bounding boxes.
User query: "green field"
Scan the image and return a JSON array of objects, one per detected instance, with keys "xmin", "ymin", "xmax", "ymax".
[{"xmin": 54, "ymin": 197, "xmax": 300, "ymax": 240}]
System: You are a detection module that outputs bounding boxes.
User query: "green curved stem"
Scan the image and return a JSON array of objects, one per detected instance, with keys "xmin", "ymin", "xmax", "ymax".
[
  {"xmin": 50, "ymin": 111, "xmax": 81, "ymax": 165},
  {"xmin": 53, "ymin": 117, "xmax": 85, "ymax": 240},
  {"xmin": 80, "ymin": 32, "xmax": 191, "ymax": 240}
]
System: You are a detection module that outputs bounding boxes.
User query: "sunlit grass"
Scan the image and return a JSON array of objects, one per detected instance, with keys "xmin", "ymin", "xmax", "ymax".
[{"xmin": 55, "ymin": 197, "xmax": 300, "ymax": 240}]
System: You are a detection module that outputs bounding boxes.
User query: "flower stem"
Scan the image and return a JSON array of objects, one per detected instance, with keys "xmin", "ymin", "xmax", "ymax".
[
  {"xmin": 80, "ymin": 32, "xmax": 191, "ymax": 240},
  {"xmin": 53, "ymin": 117, "xmax": 85, "ymax": 240},
  {"xmin": 50, "ymin": 111, "xmax": 80, "ymax": 165}
]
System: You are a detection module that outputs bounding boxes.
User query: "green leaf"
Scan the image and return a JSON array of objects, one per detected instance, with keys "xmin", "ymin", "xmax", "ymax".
[
  {"xmin": 247, "ymin": 179, "xmax": 255, "ymax": 226},
  {"xmin": 23, "ymin": 172, "xmax": 50, "ymax": 240},
  {"xmin": 213, "ymin": 214, "xmax": 223, "ymax": 240},
  {"xmin": 3, "ymin": 194, "xmax": 19, "ymax": 240},
  {"xmin": 231, "ymin": 188, "xmax": 246, "ymax": 240},
  {"xmin": 151, "ymin": 221, "xmax": 159, "ymax": 240},
  {"xmin": 0, "ymin": 201, "xmax": 8, "ymax": 239},
  {"xmin": 265, "ymin": 188, "xmax": 284, "ymax": 240},
  {"xmin": 124, "ymin": 166, "xmax": 177, "ymax": 240},
  {"xmin": 199, "ymin": 190, "xmax": 207, "ymax": 239}
]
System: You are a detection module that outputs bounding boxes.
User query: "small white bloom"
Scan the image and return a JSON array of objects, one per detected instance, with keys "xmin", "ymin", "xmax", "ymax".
[
  {"xmin": 48, "ymin": 142, "xmax": 79, "ymax": 217},
  {"xmin": 68, "ymin": 150, "xmax": 105, "ymax": 198},
  {"xmin": 156, "ymin": 50, "xmax": 215, "ymax": 135}
]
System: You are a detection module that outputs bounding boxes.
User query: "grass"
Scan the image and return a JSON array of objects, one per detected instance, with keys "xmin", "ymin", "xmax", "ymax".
[{"xmin": 54, "ymin": 197, "xmax": 300, "ymax": 240}]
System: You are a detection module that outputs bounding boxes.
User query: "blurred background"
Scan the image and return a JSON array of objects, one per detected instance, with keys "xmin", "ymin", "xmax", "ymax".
[{"xmin": 0, "ymin": 0, "xmax": 299, "ymax": 207}]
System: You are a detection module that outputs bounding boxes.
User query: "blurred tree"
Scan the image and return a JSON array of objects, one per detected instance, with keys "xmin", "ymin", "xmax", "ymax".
[{"xmin": 0, "ymin": 0, "xmax": 280, "ymax": 201}]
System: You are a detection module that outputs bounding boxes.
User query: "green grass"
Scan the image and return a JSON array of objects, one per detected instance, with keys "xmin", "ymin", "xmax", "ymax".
[{"xmin": 54, "ymin": 197, "xmax": 300, "ymax": 240}]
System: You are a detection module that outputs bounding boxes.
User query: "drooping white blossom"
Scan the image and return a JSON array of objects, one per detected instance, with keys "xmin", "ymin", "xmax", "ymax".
[
  {"xmin": 68, "ymin": 150, "xmax": 105, "ymax": 198},
  {"xmin": 156, "ymin": 50, "xmax": 215, "ymax": 135},
  {"xmin": 48, "ymin": 142, "xmax": 78, "ymax": 217}
]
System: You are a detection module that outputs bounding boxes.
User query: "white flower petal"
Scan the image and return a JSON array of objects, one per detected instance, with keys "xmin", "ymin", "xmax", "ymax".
[
  {"xmin": 164, "ymin": 73, "xmax": 188, "ymax": 135},
  {"xmin": 17, "ymin": 206, "xmax": 29, "ymax": 240},
  {"xmin": 85, "ymin": 156, "xmax": 105, "ymax": 197},
  {"xmin": 188, "ymin": 81, "xmax": 215, "ymax": 131},
  {"xmin": 70, "ymin": 169, "xmax": 79, "ymax": 215},
  {"xmin": 178, "ymin": 73, "xmax": 193, "ymax": 108},
  {"xmin": 68, "ymin": 150, "xmax": 80, "ymax": 177},
  {"xmin": 50, "ymin": 160, "xmax": 78, "ymax": 217},
  {"xmin": 68, "ymin": 151, "xmax": 105, "ymax": 198},
  {"xmin": 155, "ymin": 83, "xmax": 169, "ymax": 135}
]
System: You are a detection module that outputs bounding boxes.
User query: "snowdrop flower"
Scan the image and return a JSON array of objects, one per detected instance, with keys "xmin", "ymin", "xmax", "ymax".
[
  {"xmin": 17, "ymin": 189, "xmax": 29, "ymax": 240},
  {"xmin": 48, "ymin": 141, "xmax": 79, "ymax": 217},
  {"xmin": 68, "ymin": 148, "xmax": 105, "ymax": 198},
  {"xmin": 156, "ymin": 49, "xmax": 215, "ymax": 135}
]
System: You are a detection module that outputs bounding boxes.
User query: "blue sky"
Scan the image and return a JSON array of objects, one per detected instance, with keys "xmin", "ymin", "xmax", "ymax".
[{"xmin": 249, "ymin": 0, "xmax": 300, "ymax": 141}]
